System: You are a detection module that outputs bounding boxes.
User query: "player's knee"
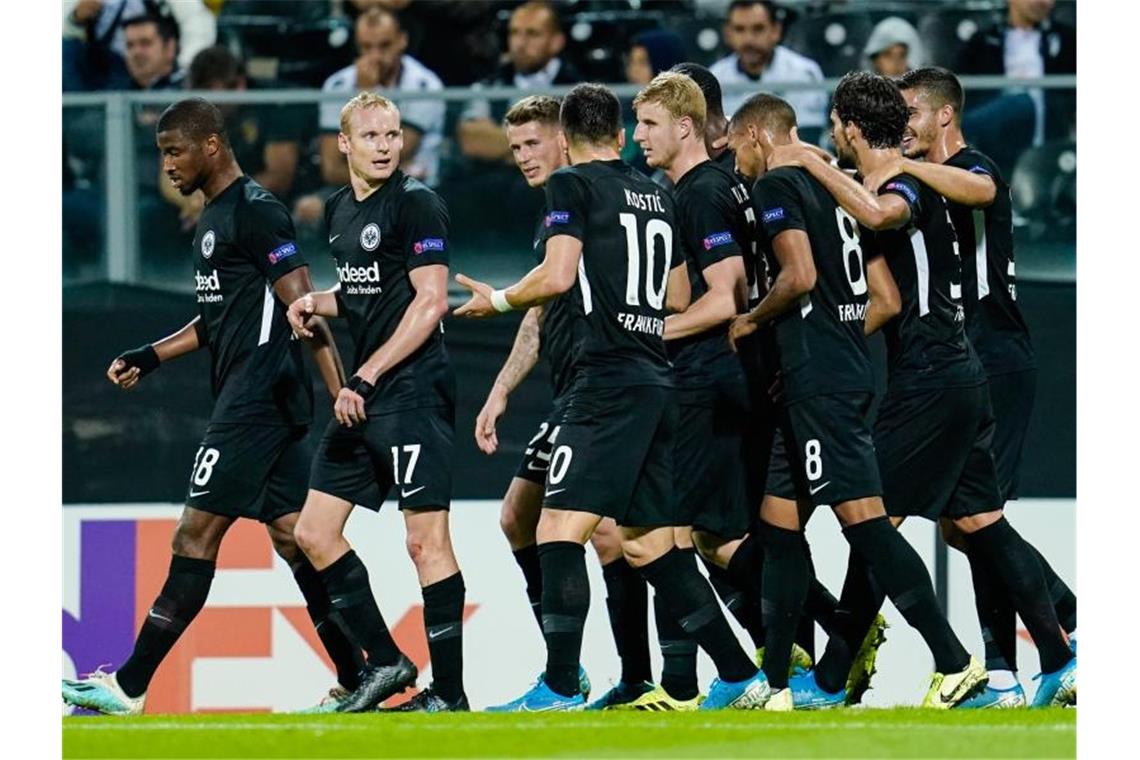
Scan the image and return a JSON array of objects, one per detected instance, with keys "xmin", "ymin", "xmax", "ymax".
[
  {"xmin": 405, "ymin": 525, "xmax": 450, "ymax": 567},
  {"xmin": 499, "ymin": 502, "xmax": 531, "ymax": 547},
  {"xmin": 939, "ymin": 518, "xmax": 969, "ymax": 553},
  {"xmin": 292, "ymin": 518, "xmax": 327, "ymax": 559},
  {"xmin": 171, "ymin": 524, "xmax": 215, "ymax": 559}
]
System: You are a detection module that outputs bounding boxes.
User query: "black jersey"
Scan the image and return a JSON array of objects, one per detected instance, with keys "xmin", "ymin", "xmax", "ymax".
[
  {"xmin": 753, "ymin": 167, "xmax": 875, "ymax": 402},
  {"xmin": 543, "ymin": 159, "xmax": 682, "ymax": 389},
  {"xmin": 671, "ymin": 160, "xmax": 754, "ymax": 388},
  {"xmin": 532, "ymin": 203, "xmax": 580, "ymax": 401},
  {"xmin": 324, "ymin": 170, "xmax": 455, "ymax": 412},
  {"xmin": 191, "ymin": 176, "xmax": 312, "ymax": 427},
  {"xmin": 944, "ymin": 147, "xmax": 1035, "ymax": 375},
  {"xmin": 871, "ymin": 173, "xmax": 985, "ymax": 393}
]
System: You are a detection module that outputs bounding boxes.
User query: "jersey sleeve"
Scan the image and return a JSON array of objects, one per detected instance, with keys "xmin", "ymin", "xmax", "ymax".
[
  {"xmin": 680, "ymin": 185, "xmax": 744, "ymax": 271},
  {"xmin": 398, "ymin": 187, "xmax": 451, "ymax": 270},
  {"xmin": 879, "ymin": 174, "xmax": 924, "ymax": 223},
  {"xmin": 542, "ymin": 170, "xmax": 589, "ymax": 242},
  {"xmin": 241, "ymin": 195, "xmax": 308, "ymax": 283},
  {"xmin": 752, "ymin": 172, "xmax": 807, "ymax": 240}
]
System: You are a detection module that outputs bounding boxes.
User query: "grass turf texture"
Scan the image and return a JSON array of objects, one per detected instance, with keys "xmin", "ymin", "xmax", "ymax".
[{"xmin": 64, "ymin": 708, "xmax": 1075, "ymax": 759}]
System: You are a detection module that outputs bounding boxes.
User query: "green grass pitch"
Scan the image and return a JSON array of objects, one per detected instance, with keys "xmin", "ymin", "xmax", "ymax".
[{"xmin": 64, "ymin": 709, "xmax": 1075, "ymax": 759}]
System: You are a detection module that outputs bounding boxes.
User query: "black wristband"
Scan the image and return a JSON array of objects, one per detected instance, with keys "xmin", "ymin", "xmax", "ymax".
[
  {"xmin": 117, "ymin": 344, "xmax": 161, "ymax": 378},
  {"xmin": 345, "ymin": 375, "xmax": 375, "ymax": 401}
]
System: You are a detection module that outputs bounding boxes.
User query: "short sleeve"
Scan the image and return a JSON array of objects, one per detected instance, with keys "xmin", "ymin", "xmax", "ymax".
[
  {"xmin": 879, "ymin": 174, "xmax": 923, "ymax": 222},
  {"xmin": 398, "ymin": 187, "xmax": 451, "ymax": 269},
  {"xmin": 752, "ymin": 172, "xmax": 807, "ymax": 240},
  {"xmin": 542, "ymin": 170, "xmax": 589, "ymax": 242},
  {"xmin": 680, "ymin": 185, "xmax": 743, "ymax": 271},
  {"xmin": 241, "ymin": 196, "xmax": 307, "ymax": 283}
]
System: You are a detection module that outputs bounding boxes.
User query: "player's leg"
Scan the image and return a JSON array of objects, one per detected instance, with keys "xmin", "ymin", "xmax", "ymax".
[
  {"xmin": 754, "ymin": 495, "xmax": 810, "ymax": 702},
  {"xmin": 63, "ymin": 505, "xmax": 233, "ymax": 715},
  {"xmin": 586, "ymin": 517, "xmax": 653, "ymax": 708},
  {"xmin": 501, "ymin": 477, "xmax": 545, "ymax": 630}
]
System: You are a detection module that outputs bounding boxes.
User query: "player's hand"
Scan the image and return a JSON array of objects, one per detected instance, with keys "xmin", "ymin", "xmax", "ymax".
[
  {"xmin": 861, "ymin": 157, "xmax": 906, "ymax": 192},
  {"xmin": 710, "ymin": 134, "xmax": 729, "ymax": 153},
  {"xmin": 107, "ymin": 345, "xmax": 160, "ymax": 390},
  {"xmin": 335, "ymin": 380, "xmax": 371, "ymax": 428},
  {"xmin": 453, "ymin": 274, "xmax": 497, "ymax": 318},
  {"xmin": 728, "ymin": 315, "xmax": 758, "ymax": 352},
  {"xmin": 474, "ymin": 387, "xmax": 507, "ymax": 455},
  {"xmin": 759, "ymin": 126, "xmax": 814, "ymax": 171},
  {"xmin": 288, "ymin": 294, "xmax": 317, "ymax": 338}
]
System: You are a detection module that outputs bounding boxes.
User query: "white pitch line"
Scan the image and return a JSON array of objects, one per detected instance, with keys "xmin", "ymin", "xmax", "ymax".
[{"xmin": 64, "ymin": 720, "xmax": 1075, "ymax": 733}]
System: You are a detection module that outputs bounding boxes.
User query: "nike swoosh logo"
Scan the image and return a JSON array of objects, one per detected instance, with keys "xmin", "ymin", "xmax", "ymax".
[
  {"xmin": 527, "ymin": 461, "xmax": 548, "ymax": 471},
  {"xmin": 329, "ymin": 234, "xmax": 341, "ymax": 244},
  {"xmin": 428, "ymin": 625, "xmax": 455, "ymax": 640},
  {"xmin": 401, "ymin": 486, "xmax": 426, "ymax": 498},
  {"xmin": 148, "ymin": 610, "xmax": 174, "ymax": 624},
  {"xmin": 544, "ymin": 488, "xmax": 565, "ymax": 498},
  {"xmin": 808, "ymin": 481, "xmax": 831, "ymax": 496},
  {"xmin": 189, "ymin": 489, "xmax": 210, "ymax": 498}
]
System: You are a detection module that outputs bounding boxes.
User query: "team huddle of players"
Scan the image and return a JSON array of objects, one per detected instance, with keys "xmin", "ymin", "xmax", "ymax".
[{"xmin": 62, "ymin": 62, "xmax": 1076, "ymax": 716}]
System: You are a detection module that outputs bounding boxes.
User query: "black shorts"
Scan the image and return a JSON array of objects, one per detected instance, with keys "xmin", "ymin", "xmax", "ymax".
[
  {"xmin": 514, "ymin": 397, "xmax": 570, "ymax": 486},
  {"xmin": 766, "ymin": 392, "xmax": 881, "ymax": 508},
  {"xmin": 541, "ymin": 385, "xmax": 677, "ymax": 528},
  {"xmin": 185, "ymin": 424, "xmax": 310, "ymax": 524},
  {"xmin": 676, "ymin": 383, "xmax": 751, "ymax": 539},
  {"xmin": 988, "ymin": 369, "xmax": 1036, "ymax": 501},
  {"xmin": 309, "ymin": 404, "xmax": 454, "ymax": 512},
  {"xmin": 875, "ymin": 384, "xmax": 1003, "ymax": 521}
]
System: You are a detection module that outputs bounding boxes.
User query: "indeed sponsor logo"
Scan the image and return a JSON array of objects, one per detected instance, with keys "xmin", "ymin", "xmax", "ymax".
[
  {"xmin": 337, "ymin": 261, "xmax": 381, "ymax": 284},
  {"xmin": 195, "ymin": 269, "xmax": 222, "ymax": 303}
]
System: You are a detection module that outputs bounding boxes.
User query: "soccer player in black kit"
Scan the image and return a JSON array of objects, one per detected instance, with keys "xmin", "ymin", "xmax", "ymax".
[
  {"xmin": 286, "ymin": 93, "xmax": 467, "ymax": 713},
  {"xmin": 854, "ymin": 66, "xmax": 1077, "ymax": 707},
  {"xmin": 767, "ymin": 71, "xmax": 1075, "ymax": 707},
  {"xmin": 62, "ymin": 98, "xmax": 362, "ymax": 715},
  {"xmin": 456, "ymin": 83, "xmax": 770, "ymax": 711},
  {"xmin": 726, "ymin": 90, "xmax": 985, "ymax": 710},
  {"xmin": 473, "ymin": 95, "xmax": 658, "ymax": 710}
]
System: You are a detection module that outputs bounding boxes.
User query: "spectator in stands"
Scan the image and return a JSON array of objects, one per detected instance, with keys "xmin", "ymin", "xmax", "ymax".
[
  {"xmin": 709, "ymin": 0, "xmax": 827, "ymax": 140},
  {"xmin": 957, "ymin": 0, "xmax": 1075, "ymax": 174},
  {"xmin": 63, "ymin": 1, "xmax": 215, "ymax": 91},
  {"xmin": 122, "ymin": 13, "xmax": 184, "ymax": 91},
  {"xmin": 456, "ymin": 0, "xmax": 581, "ymax": 163},
  {"xmin": 863, "ymin": 17, "xmax": 926, "ymax": 78},
  {"xmin": 317, "ymin": 6, "xmax": 445, "ymax": 187}
]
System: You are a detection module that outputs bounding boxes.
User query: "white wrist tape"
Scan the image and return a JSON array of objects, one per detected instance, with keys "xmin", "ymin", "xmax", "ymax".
[{"xmin": 490, "ymin": 289, "xmax": 513, "ymax": 313}]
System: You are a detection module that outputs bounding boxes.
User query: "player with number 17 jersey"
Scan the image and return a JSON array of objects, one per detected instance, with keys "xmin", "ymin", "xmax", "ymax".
[{"xmin": 540, "ymin": 159, "xmax": 683, "ymax": 525}]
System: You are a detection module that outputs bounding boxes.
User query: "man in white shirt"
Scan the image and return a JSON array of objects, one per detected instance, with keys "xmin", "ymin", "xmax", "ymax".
[
  {"xmin": 709, "ymin": 1, "xmax": 826, "ymax": 136},
  {"xmin": 318, "ymin": 7, "xmax": 445, "ymax": 187}
]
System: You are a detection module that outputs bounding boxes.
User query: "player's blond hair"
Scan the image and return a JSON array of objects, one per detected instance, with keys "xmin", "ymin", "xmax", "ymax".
[
  {"xmin": 633, "ymin": 71, "xmax": 707, "ymax": 134},
  {"xmin": 503, "ymin": 95, "xmax": 562, "ymax": 129},
  {"xmin": 339, "ymin": 91, "xmax": 400, "ymax": 135}
]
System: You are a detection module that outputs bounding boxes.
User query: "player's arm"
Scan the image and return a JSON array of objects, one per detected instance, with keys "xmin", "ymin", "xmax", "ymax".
[
  {"xmin": 728, "ymin": 230, "xmax": 815, "ymax": 350},
  {"xmin": 454, "ymin": 235, "xmax": 580, "ymax": 317},
  {"xmin": 273, "ymin": 267, "xmax": 346, "ymax": 400},
  {"xmin": 864, "ymin": 158, "xmax": 996, "ymax": 208},
  {"xmin": 801, "ymin": 154, "xmax": 911, "ymax": 231},
  {"xmin": 475, "ymin": 305, "xmax": 544, "ymax": 455},
  {"xmin": 336, "ymin": 264, "xmax": 449, "ymax": 426},
  {"xmin": 665, "ymin": 260, "xmax": 692, "ymax": 314},
  {"xmin": 106, "ymin": 316, "xmax": 206, "ymax": 390},
  {"xmin": 665, "ymin": 257, "xmax": 743, "ymax": 339},
  {"xmin": 863, "ymin": 254, "xmax": 901, "ymax": 336}
]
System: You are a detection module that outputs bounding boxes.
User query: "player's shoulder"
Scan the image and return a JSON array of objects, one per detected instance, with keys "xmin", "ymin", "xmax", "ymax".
[
  {"xmin": 237, "ymin": 177, "xmax": 290, "ymax": 219},
  {"xmin": 880, "ymin": 172, "xmax": 924, "ymax": 205},
  {"xmin": 325, "ymin": 184, "xmax": 354, "ymax": 215},
  {"xmin": 321, "ymin": 63, "xmax": 355, "ymax": 92},
  {"xmin": 394, "ymin": 172, "xmax": 448, "ymax": 216},
  {"xmin": 946, "ymin": 146, "xmax": 1004, "ymax": 183},
  {"xmin": 755, "ymin": 165, "xmax": 810, "ymax": 196}
]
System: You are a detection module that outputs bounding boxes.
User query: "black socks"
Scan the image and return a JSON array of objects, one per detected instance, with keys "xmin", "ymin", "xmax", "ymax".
[
  {"xmin": 422, "ymin": 572, "xmax": 466, "ymax": 701},
  {"xmin": 640, "ymin": 548, "xmax": 756, "ymax": 685},
  {"xmin": 319, "ymin": 550, "xmax": 401, "ymax": 667},
  {"xmin": 654, "ymin": 592, "xmax": 699, "ymax": 700},
  {"xmin": 512, "ymin": 545, "xmax": 544, "ymax": 631},
  {"xmin": 292, "ymin": 559, "xmax": 364, "ymax": 690},
  {"xmin": 601, "ymin": 558, "xmax": 652, "ymax": 685},
  {"xmin": 965, "ymin": 518, "xmax": 1073, "ymax": 673},
  {"xmin": 759, "ymin": 523, "xmax": 809, "ymax": 689},
  {"xmin": 814, "ymin": 554, "xmax": 882, "ymax": 694},
  {"xmin": 117, "ymin": 555, "xmax": 215, "ymax": 698},
  {"xmin": 539, "ymin": 542, "xmax": 590, "ymax": 697}
]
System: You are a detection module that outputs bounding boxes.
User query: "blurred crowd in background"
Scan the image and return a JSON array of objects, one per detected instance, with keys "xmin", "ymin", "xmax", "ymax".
[{"xmin": 62, "ymin": 0, "xmax": 1075, "ymax": 287}]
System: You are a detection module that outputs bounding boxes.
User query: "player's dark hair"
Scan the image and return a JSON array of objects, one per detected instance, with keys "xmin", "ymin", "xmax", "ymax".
[
  {"xmin": 897, "ymin": 67, "xmax": 966, "ymax": 120},
  {"xmin": 123, "ymin": 12, "xmax": 179, "ymax": 44},
  {"xmin": 560, "ymin": 83, "xmax": 622, "ymax": 146},
  {"xmin": 832, "ymin": 71, "xmax": 908, "ymax": 149},
  {"xmin": 188, "ymin": 45, "xmax": 245, "ymax": 90},
  {"xmin": 504, "ymin": 95, "xmax": 562, "ymax": 128},
  {"xmin": 729, "ymin": 92, "xmax": 797, "ymax": 135},
  {"xmin": 157, "ymin": 97, "xmax": 230, "ymax": 147},
  {"xmin": 670, "ymin": 62, "xmax": 724, "ymax": 119},
  {"xmin": 726, "ymin": 0, "xmax": 782, "ymax": 25}
]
